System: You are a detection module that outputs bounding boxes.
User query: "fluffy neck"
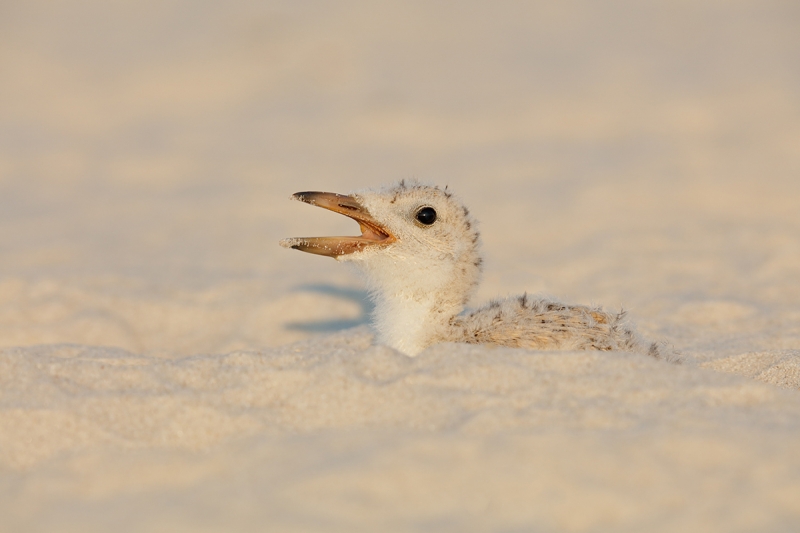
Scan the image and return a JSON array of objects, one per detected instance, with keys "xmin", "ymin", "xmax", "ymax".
[
  {"xmin": 348, "ymin": 249, "xmax": 479, "ymax": 356},
  {"xmin": 370, "ymin": 290, "xmax": 463, "ymax": 356}
]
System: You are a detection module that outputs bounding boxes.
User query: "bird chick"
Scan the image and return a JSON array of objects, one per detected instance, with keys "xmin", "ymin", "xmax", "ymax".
[{"xmin": 280, "ymin": 181, "xmax": 667, "ymax": 359}]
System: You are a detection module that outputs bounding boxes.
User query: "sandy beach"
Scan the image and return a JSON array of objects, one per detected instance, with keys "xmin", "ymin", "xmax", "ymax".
[{"xmin": 1, "ymin": 1, "xmax": 799, "ymax": 531}]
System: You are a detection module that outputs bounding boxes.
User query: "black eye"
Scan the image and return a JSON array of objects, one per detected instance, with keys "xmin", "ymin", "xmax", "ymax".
[{"xmin": 415, "ymin": 206, "xmax": 437, "ymax": 225}]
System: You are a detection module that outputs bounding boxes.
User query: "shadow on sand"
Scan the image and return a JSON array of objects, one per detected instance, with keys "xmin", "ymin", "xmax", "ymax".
[{"xmin": 284, "ymin": 283, "xmax": 374, "ymax": 333}]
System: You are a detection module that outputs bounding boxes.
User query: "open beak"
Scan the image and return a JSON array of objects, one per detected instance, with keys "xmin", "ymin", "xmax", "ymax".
[{"xmin": 279, "ymin": 191, "xmax": 395, "ymax": 258}]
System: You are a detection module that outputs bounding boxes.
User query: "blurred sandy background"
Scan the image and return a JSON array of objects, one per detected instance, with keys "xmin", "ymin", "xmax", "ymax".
[{"xmin": 1, "ymin": 1, "xmax": 800, "ymax": 531}]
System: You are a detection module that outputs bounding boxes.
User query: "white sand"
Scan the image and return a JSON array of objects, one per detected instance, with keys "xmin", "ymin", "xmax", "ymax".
[{"xmin": 1, "ymin": 1, "xmax": 799, "ymax": 531}]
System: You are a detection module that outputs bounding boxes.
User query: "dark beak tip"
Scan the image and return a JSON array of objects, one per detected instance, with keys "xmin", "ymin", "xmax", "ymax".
[{"xmin": 291, "ymin": 191, "xmax": 328, "ymax": 206}]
